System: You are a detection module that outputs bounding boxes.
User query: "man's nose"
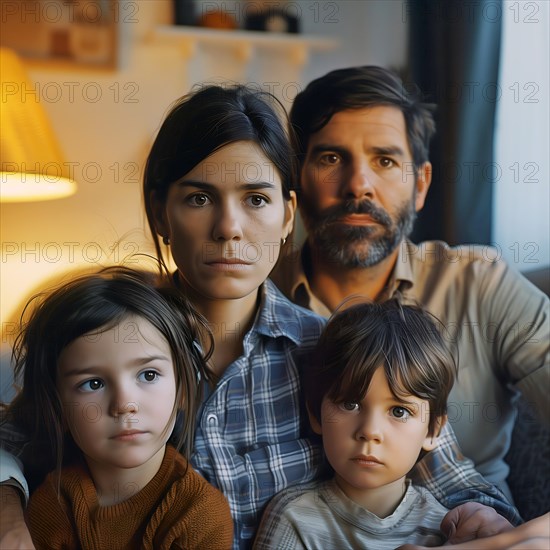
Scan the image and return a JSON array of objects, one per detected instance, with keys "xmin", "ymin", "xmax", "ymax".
[{"xmin": 342, "ymin": 159, "xmax": 375, "ymax": 200}]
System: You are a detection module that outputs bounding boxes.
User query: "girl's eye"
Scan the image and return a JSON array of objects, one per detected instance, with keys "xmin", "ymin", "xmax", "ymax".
[
  {"xmin": 391, "ymin": 406, "xmax": 411, "ymax": 420},
  {"xmin": 79, "ymin": 379, "xmax": 104, "ymax": 392},
  {"xmin": 340, "ymin": 401, "xmax": 359, "ymax": 412},
  {"xmin": 138, "ymin": 370, "xmax": 159, "ymax": 383},
  {"xmin": 246, "ymin": 195, "xmax": 268, "ymax": 207},
  {"xmin": 187, "ymin": 193, "xmax": 211, "ymax": 207}
]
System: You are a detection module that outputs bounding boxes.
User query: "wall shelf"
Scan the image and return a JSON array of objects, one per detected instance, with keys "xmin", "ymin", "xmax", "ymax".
[{"xmin": 152, "ymin": 25, "xmax": 338, "ymax": 65}]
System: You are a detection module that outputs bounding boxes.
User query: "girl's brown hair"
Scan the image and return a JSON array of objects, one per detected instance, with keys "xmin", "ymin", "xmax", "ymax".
[{"xmin": 0, "ymin": 266, "xmax": 212, "ymax": 491}]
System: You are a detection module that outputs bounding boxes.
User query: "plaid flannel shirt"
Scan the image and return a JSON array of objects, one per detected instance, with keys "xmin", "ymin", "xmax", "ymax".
[{"xmin": 190, "ymin": 280, "xmax": 326, "ymax": 549}]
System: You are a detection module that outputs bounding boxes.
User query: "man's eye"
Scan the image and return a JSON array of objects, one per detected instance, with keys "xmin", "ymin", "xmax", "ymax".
[
  {"xmin": 391, "ymin": 406, "xmax": 410, "ymax": 420},
  {"xmin": 79, "ymin": 379, "xmax": 104, "ymax": 392},
  {"xmin": 340, "ymin": 401, "xmax": 359, "ymax": 412},
  {"xmin": 319, "ymin": 154, "xmax": 340, "ymax": 165},
  {"xmin": 187, "ymin": 193, "xmax": 210, "ymax": 207}
]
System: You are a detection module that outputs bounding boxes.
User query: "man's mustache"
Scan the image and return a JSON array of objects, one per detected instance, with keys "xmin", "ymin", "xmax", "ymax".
[{"xmin": 316, "ymin": 200, "xmax": 393, "ymax": 228}]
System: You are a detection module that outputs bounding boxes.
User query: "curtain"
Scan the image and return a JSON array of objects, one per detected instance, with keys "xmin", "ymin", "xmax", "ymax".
[{"xmin": 407, "ymin": 0, "xmax": 503, "ymax": 245}]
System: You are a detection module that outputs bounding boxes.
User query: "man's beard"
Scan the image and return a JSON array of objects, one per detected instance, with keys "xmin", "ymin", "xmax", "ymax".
[{"xmin": 301, "ymin": 195, "xmax": 416, "ymax": 269}]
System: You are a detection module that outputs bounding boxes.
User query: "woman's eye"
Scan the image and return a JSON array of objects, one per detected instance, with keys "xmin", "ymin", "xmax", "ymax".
[
  {"xmin": 138, "ymin": 370, "xmax": 159, "ymax": 383},
  {"xmin": 340, "ymin": 401, "xmax": 359, "ymax": 412},
  {"xmin": 391, "ymin": 406, "xmax": 410, "ymax": 420},
  {"xmin": 246, "ymin": 195, "xmax": 268, "ymax": 207},
  {"xmin": 187, "ymin": 193, "xmax": 210, "ymax": 207},
  {"xmin": 378, "ymin": 157, "xmax": 395, "ymax": 168},
  {"xmin": 79, "ymin": 379, "xmax": 104, "ymax": 392}
]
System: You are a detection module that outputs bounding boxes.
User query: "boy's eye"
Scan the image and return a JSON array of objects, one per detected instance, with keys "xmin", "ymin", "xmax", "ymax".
[
  {"xmin": 340, "ymin": 401, "xmax": 359, "ymax": 412},
  {"xmin": 391, "ymin": 406, "xmax": 410, "ymax": 420},
  {"xmin": 79, "ymin": 379, "xmax": 104, "ymax": 392},
  {"xmin": 138, "ymin": 370, "xmax": 159, "ymax": 383}
]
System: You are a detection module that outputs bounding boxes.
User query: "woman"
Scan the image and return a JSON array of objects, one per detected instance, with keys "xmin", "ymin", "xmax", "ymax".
[
  {"xmin": 144, "ymin": 84, "xmax": 326, "ymax": 547},
  {"xmin": 1, "ymin": 85, "xmax": 325, "ymax": 550}
]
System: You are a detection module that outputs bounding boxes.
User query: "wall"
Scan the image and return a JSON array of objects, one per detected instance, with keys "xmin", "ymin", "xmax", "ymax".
[
  {"xmin": 493, "ymin": 1, "xmax": 549, "ymax": 271},
  {"xmin": 1, "ymin": 0, "xmax": 408, "ymax": 335}
]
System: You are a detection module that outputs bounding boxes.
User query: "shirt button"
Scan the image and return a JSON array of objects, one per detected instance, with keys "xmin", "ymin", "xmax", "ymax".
[{"xmin": 206, "ymin": 413, "xmax": 218, "ymax": 425}]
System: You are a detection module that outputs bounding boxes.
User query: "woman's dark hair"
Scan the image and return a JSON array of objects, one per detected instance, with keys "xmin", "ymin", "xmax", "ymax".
[
  {"xmin": 304, "ymin": 299, "xmax": 456, "ymax": 437},
  {"xmin": 289, "ymin": 66, "xmax": 436, "ymax": 174},
  {"xmin": 143, "ymin": 84, "xmax": 297, "ymax": 272},
  {"xmin": 1, "ymin": 266, "xmax": 212, "ymax": 490}
]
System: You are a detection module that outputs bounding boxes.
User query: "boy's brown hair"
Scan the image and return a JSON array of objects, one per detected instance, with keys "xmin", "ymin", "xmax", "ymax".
[{"xmin": 304, "ymin": 299, "xmax": 456, "ymax": 437}]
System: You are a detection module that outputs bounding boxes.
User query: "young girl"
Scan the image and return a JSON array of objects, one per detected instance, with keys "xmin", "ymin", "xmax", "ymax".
[{"xmin": 2, "ymin": 267, "xmax": 233, "ymax": 550}]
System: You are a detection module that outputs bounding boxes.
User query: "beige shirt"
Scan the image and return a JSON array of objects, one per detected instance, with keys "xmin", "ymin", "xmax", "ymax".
[
  {"xmin": 271, "ymin": 240, "xmax": 550, "ymax": 494},
  {"xmin": 254, "ymin": 479, "xmax": 448, "ymax": 550}
]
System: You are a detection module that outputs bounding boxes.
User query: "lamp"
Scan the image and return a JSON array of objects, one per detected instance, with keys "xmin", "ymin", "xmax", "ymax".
[{"xmin": 0, "ymin": 48, "xmax": 77, "ymax": 202}]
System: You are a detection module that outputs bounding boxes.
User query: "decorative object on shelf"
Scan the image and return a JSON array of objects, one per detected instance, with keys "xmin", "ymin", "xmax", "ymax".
[
  {"xmin": 0, "ymin": 48, "xmax": 77, "ymax": 202},
  {"xmin": 152, "ymin": 25, "xmax": 338, "ymax": 67},
  {"xmin": 173, "ymin": 0, "xmax": 197, "ymax": 26},
  {"xmin": 198, "ymin": 9, "xmax": 238, "ymax": 30},
  {"xmin": 244, "ymin": 0, "xmax": 300, "ymax": 33}
]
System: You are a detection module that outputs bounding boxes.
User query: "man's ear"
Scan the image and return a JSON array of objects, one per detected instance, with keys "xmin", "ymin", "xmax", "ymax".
[
  {"xmin": 150, "ymin": 191, "xmax": 169, "ymax": 239},
  {"xmin": 282, "ymin": 190, "xmax": 297, "ymax": 241},
  {"xmin": 422, "ymin": 414, "xmax": 447, "ymax": 452},
  {"xmin": 306, "ymin": 403, "xmax": 322, "ymax": 436},
  {"xmin": 415, "ymin": 161, "xmax": 432, "ymax": 212}
]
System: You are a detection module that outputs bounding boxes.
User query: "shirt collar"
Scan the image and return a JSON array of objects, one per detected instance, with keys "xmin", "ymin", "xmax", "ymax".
[
  {"xmin": 287, "ymin": 243, "xmax": 332, "ymax": 317},
  {"xmin": 384, "ymin": 239, "xmax": 415, "ymax": 296},
  {"xmin": 290, "ymin": 240, "xmax": 416, "ymax": 312},
  {"xmin": 253, "ymin": 279, "xmax": 310, "ymax": 345}
]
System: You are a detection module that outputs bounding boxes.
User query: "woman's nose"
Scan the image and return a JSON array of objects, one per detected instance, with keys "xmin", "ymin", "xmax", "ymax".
[{"xmin": 212, "ymin": 203, "xmax": 244, "ymax": 241}]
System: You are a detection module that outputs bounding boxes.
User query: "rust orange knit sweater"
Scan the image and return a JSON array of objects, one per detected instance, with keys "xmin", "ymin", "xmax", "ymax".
[{"xmin": 27, "ymin": 445, "xmax": 233, "ymax": 549}]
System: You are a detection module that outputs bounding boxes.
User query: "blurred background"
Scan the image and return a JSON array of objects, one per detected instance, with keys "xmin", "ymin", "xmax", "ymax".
[{"xmin": 1, "ymin": 0, "xmax": 549, "ymax": 338}]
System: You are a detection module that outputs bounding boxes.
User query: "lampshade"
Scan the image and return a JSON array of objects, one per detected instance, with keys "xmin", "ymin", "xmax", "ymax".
[{"xmin": 0, "ymin": 48, "xmax": 77, "ymax": 202}]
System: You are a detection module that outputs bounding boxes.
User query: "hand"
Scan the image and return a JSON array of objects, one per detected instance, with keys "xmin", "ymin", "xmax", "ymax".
[
  {"xmin": 441, "ymin": 502, "xmax": 514, "ymax": 544},
  {"xmin": 0, "ymin": 520, "xmax": 35, "ymax": 550},
  {"xmin": 397, "ymin": 512, "xmax": 550, "ymax": 550},
  {"xmin": 0, "ymin": 486, "xmax": 35, "ymax": 550}
]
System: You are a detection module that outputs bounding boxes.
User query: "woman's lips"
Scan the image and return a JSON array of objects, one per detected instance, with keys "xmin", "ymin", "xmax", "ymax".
[{"xmin": 205, "ymin": 259, "xmax": 252, "ymax": 271}]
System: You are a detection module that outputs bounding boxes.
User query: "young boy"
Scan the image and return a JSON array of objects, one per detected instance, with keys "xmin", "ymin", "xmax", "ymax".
[{"xmin": 254, "ymin": 299, "xmax": 456, "ymax": 549}]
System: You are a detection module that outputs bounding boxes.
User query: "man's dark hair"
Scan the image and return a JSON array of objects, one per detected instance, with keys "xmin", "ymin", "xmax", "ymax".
[{"xmin": 290, "ymin": 66, "xmax": 436, "ymax": 172}]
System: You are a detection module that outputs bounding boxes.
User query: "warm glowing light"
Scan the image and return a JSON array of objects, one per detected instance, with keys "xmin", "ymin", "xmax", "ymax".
[
  {"xmin": 0, "ymin": 173, "xmax": 77, "ymax": 202},
  {"xmin": 0, "ymin": 47, "xmax": 77, "ymax": 202}
]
